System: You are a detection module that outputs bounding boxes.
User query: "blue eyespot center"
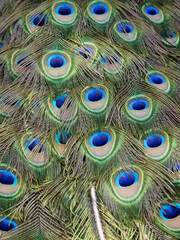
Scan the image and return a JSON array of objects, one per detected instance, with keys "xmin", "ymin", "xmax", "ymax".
[
  {"xmin": 147, "ymin": 136, "xmax": 161, "ymax": 147},
  {"xmin": 143, "ymin": 134, "xmax": 165, "ymax": 148},
  {"xmin": 1, "ymin": 95, "xmax": 21, "ymax": 106},
  {"xmin": 85, "ymin": 88, "xmax": 105, "ymax": 102},
  {"xmin": 91, "ymin": 3, "xmax": 108, "ymax": 15},
  {"xmin": 149, "ymin": 74, "xmax": 165, "ymax": 84},
  {"xmin": 170, "ymin": 163, "xmax": 180, "ymax": 172},
  {"xmin": 129, "ymin": 99, "xmax": 149, "ymax": 111},
  {"xmin": 101, "ymin": 54, "xmax": 120, "ymax": 64},
  {"xmin": 47, "ymin": 55, "xmax": 66, "ymax": 68},
  {"xmin": 56, "ymin": 4, "xmax": 74, "ymax": 15},
  {"xmin": 115, "ymin": 171, "xmax": 138, "ymax": 187},
  {"xmin": 117, "ymin": 24, "xmax": 133, "ymax": 34},
  {"xmin": 79, "ymin": 48, "xmax": 90, "ymax": 59},
  {"xmin": 0, "ymin": 170, "xmax": 17, "ymax": 185},
  {"xmin": 31, "ymin": 14, "xmax": 47, "ymax": 26},
  {"xmin": 34, "ymin": 102, "xmax": 39, "ymax": 109},
  {"xmin": 25, "ymin": 138, "xmax": 45, "ymax": 153},
  {"xmin": 133, "ymin": 101, "xmax": 145, "ymax": 110},
  {"xmin": 0, "ymin": 218, "xmax": 18, "ymax": 232},
  {"xmin": 159, "ymin": 203, "xmax": 180, "ymax": 220},
  {"xmin": 53, "ymin": 94, "xmax": 68, "ymax": 109},
  {"xmin": 56, "ymin": 131, "xmax": 72, "ymax": 145},
  {"xmin": 163, "ymin": 31, "xmax": 176, "ymax": 39},
  {"xmin": 74, "ymin": 47, "xmax": 93, "ymax": 59},
  {"xmin": 89, "ymin": 132, "xmax": 111, "ymax": 147},
  {"xmin": 16, "ymin": 55, "xmax": 33, "ymax": 67},
  {"xmin": 145, "ymin": 6, "xmax": 159, "ymax": 16}
]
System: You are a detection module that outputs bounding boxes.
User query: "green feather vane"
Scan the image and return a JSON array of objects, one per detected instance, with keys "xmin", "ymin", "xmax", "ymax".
[{"xmin": 0, "ymin": 0, "xmax": 180, "ymax": 239}]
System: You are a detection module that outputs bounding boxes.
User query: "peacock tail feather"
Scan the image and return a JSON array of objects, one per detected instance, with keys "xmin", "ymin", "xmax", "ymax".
[{"xmin": 0, "ymin": 0, "xmax": 180, "ymax": 239}]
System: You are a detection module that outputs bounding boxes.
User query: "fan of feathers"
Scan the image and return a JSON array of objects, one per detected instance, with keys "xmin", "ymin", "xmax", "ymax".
[{"xmin": 0, "ymin": 0, "xmax": 180, "ymax": 239}]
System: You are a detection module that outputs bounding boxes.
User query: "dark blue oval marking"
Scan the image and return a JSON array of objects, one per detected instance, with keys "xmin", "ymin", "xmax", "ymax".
[{"xmin": 89, "ymin": 132, "xmax": 111, "ymax": 147}]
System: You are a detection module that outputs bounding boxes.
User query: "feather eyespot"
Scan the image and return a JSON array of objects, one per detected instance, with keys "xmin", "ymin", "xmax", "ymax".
[
  {"xmin": 87, "ymin": 2, "xmax": 112, "ymax": 24},
  {"xmin": 101, "ymin": 53, "xmax": 122, "ymax": 73},
  {"xmin": 74, "ymin": 47, "xmax": 93, "ymax": 59},
  {"xmin": 0, "ymin": 94, "xmax": 21, "ymax": 116},
  {"xmin": 81, "ymin": 86, "xmax": 109, "ymax": 113},
  {"xmin": 85, "ymin": 130, "xmax": 115, "ymax": 160},
  {"xmin": 56, "ymin": 131, "xmax": 71, "ymax": 145},
  {"xmin": 26, "ymin": 14, "xmax": 48, "ymax": 32},
  {"xmin": 25, "ymin": 138, "xmax": 45, "ymax": 153},
  {"xmin": 48, "ymin": 93, "xmax": 77, "ymax": 121},
  {"xmin": 1, "ymin": 94, "xmax": 21, "ymax": 107},
  {"xmin": 31, "ymin": 14, "xmax": 47, "ymax": 26},
  {"xmin": 115, "ymin": 171, "xmax": 139, "ymax": 187},
  {"xmin": 146, "ymin": 72, "xmax": 170, "ymax": 93},
  {"xmin": 74, "ymin": 43, "xmax": 97, "ymax": 62},
  {"xmin": 53, "ymin": 94, "xmax": 68, "ymax": 109},
  {"xmin": 52, "ymin": 2, "xmax": 77, "ymax": 24},
  {"xmin": 171, "ymin": 163, "xmax": 180, "ymax": 173},
  {"xmin": 0, "ymin": 168, "xmax": 20, "ymax": 196},
  {"xmin": 42, "ymin": 52, "xmax": 71, "ymax": 80},
  {"xmin": 142, "ymin": 131, "xmax": 169, "ymax": 160},
  {"xmin": 170, "ymin": 163, "xmax": 180, "ymax": 184},
  {"xmin": 34, "ymin": 102, "xmax": 40, "ymax": 109},
  {"xmin": 157, "ymin": 202, "xmax": 180, "ymax": 230},
  {"xmin": 112, "ymin": 167, "xmax": 143, "ymax": 201},
  {"xmin": 12, "ymin": 52, "xmax": 33, "ymax": 75},
  {"xmin": 142, "ymin": 5, "xmax": 164, "ymax": 23},
  {"xmin": 0, "ymin": 218, "xmax": 18, "ymax": 232},
  {"xmin": 162, "ymin": 31, "xmax": 179, "ymax": 46},
  {"xmin": 115, "ymin": 23, "xmax": 137, "ymax": 42},
  {"xmin": 22, "ymin": 136, "xmax": 48, "ymax": 166},
  {"xmin": 125, "ymin": 96, "xmax": 152, "ymax": 121},
  {"xmin": 53, "ymin": 131, "xmax": 72, "ymax": 155}
]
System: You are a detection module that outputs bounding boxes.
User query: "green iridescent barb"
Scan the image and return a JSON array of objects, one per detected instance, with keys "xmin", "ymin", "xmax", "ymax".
[{"xmin": 0, "ymin": 0, "xmax": 180, "ymax": 239}]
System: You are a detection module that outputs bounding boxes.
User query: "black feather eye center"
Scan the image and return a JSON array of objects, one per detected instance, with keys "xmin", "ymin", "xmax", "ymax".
[
  {"xmin": 79, "ymin": 48, "xmax": 90, "ymax": 59},
  {"xmin": 115, "ymin": 171, "xmax": 139, "ymax": 188},
  {"xmin": 152, "ymin": 77, "xmax": 163, "ymax": 84},
  {"xmin": 147, "ymin": 136, "xmax": 162, "ymax": 148},
  {"xmin": 108, "ymin": 56, "xmax": 118, "ymax": 64},
  {"xmin": 92, "ymin": 134, "xmax": 108, "ymax": 146},
  {"xmin": 149, "ymin": 74, "xmax": 165, "ymax": 85},
  {"xmin": 54, "ymin": 94, "xmax": 68, "ymax": 108},
  {"xmin": 33, "ymin": 16, "xmax": 46, "ymax": 26},
  {"xmin": 56, "ymin": 98, "xmax": 65, "ymax": 108},
  {"xmin": 121, "ymin": 26, "xmax": 131, "ymax": 33},
  {"xmin": 29, "ymin": 141, "xmax": 44, "ymax": 153},
  {"xmin": 58, "ymin": 6, "xmax": 71, "ymax": 15},
  {"xmin": 147, "ymin": 9, "xmax": 156, "ymax": 15},
  {"xmin": 16, "ymin": 55, "xmax": 32, "ymax": 67},
  {"xmin": 160, "ymin": 204, "xmax": 180, "ymax": 220},
  {"xmin": 50, "ymin": 57, "xmax": 63, "ymax": 68},
  {"xmin": 0, "ymin": 221, "xmax": 15, "ymax": 231},
  {"xmin": 91, "ymin": 3, "xmax": 108, "ymax": 16},
  {"xmin": 132, "ymin": 101, "xmax": 146, "ymax": 110},
  {"xmin": 163, "ymin": 205, "xmax": 180, "ymax": 219},
  {"xmin": 163, "ymin": 31, "xmax": 175, "ymax": 38},
  {"xmin": 0, "ymin": 171, "xmax": 14, "ymax": 185},
  {"xmin": 88, "ymin": 90, "xmax": 102, "ymax": 101},
  {"xmin": 27, "ymin": 139, "xmax": 45, "ymax": 153},
  {"xmin": 2, "ymin": 97, "xmax": 18, "ymax": 106},
  {"xmin": 94, "ymin": 6, "xmax": 106, "ymax": 14},
  {"xmin": 171, "ymin": 163, "xmax": 180, "ymax": 172},
  {"xmin": 58, "ymin": 132, "xmax": 71, "ymax": 144},
  {"xmin": 119, "ymin": 173, "xmax": 135, "ymax": 186}
]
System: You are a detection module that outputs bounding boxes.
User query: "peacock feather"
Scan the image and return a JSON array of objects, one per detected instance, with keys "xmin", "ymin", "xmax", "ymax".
[{"xmin": 0, "ymin": 0, "xmax": 180, "ymax": 239}]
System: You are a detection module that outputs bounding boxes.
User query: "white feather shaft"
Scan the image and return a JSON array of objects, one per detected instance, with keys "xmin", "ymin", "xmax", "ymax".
[{"xmin": 91, "ymin": 186, "xmax": 106, "ymax": 240}]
